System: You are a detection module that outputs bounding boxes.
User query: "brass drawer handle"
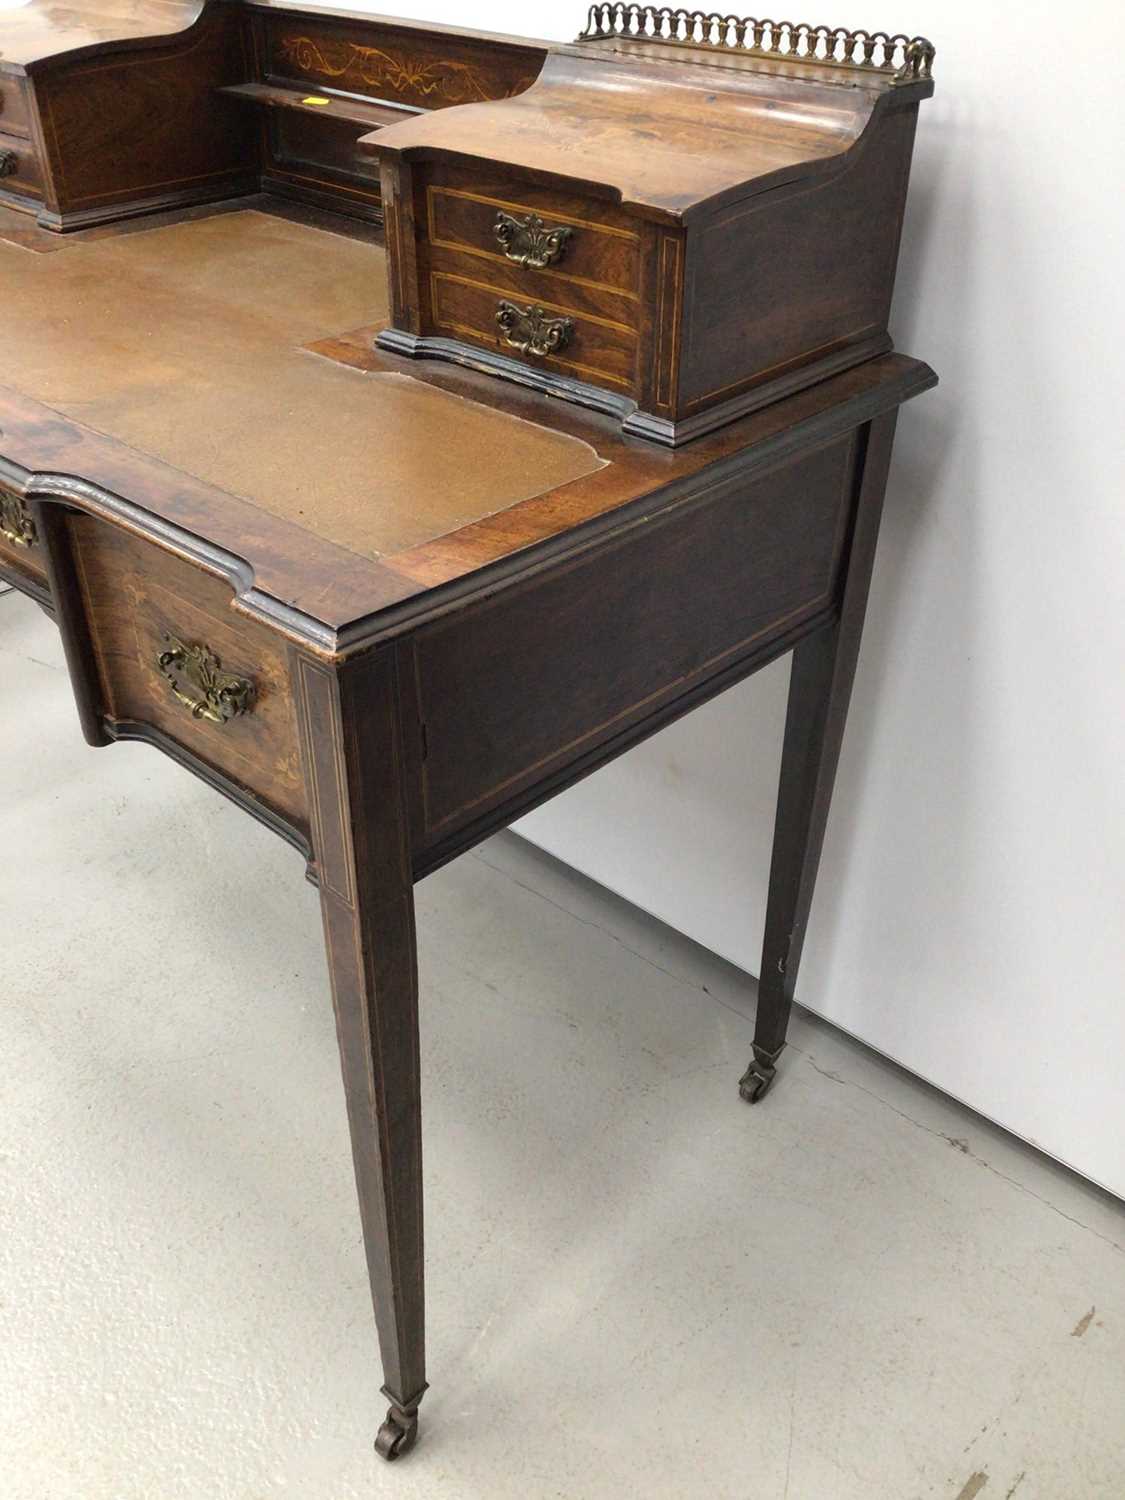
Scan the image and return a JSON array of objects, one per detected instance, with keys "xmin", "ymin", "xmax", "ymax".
[
  {"xmin": 493, "ymin": 211, "xmax": 574, "ymax": 269},
  {"xmin": 156, "ymin": 634, "xmax": 255, "ymax": 725},
  {"xmin": 0, "ymin": 489, "xmax": 37, "ymax": 547},
  {"xmin": 495, "ymin": 300, "xmax": 574, "ymax": 358},
  {"xmin": 0, "ymin": 148, "xmax": 16, "ymax": 180}
]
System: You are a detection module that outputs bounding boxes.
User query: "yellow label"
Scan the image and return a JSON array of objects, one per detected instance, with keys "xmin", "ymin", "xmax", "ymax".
[{"xmin": 301, "ymin": 96, "xmax": 331, "ymax": 106}]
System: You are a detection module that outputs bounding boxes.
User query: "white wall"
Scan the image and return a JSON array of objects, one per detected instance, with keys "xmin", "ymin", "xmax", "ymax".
[{"xmin": 371, "ymin": 0, "xmax": 1125, "ymax": 1195}]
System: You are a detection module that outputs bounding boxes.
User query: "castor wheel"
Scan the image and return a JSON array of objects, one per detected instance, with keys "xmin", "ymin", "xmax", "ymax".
[
  {"xmin": 738, "ymin": 1059, "xmax": 777, "ymax": 1104},
  {"xmin": 375, "ymin": 1405, "xmax": 419, "ymax": 1461}
]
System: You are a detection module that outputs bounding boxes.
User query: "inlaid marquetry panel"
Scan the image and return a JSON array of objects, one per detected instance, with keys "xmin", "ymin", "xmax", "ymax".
[{"xmin": 264, "ymin": 19, "xmax": 541, "ymax": 111}]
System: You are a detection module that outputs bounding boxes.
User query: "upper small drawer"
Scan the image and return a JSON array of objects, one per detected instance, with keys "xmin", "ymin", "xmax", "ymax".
[
  {"xmin": 428, "ymin": 268, "xmax": 638, "ymax": 393},
  {"xmin": 425, "ymin": 177, "xmax": 642, "ymax": 298}
]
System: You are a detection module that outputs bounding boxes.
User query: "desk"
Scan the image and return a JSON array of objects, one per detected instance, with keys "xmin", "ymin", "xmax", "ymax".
[{"xmin": 0, "ymin": 202, "xmax": 935, "ymax": 1458}]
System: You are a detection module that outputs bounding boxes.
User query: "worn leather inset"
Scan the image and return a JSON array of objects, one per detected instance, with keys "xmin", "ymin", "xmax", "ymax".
[{"xmin": 0, "ymin": 210, "xmax": 605, "ymax": 557}]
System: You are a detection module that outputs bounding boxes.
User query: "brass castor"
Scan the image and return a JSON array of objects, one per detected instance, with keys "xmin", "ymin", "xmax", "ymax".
[
  {"xmin": 738, "ymin": 1059, "xmax": 777, "ymax": 1104},
  {"xmin": 375, "ymin": 1405, "xmax": 419, "ymax": 1461}
]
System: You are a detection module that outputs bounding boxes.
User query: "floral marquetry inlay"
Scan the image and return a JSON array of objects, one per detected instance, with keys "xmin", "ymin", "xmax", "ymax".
[{"xmin": 277, "ymin": 35, "xmax": 533, "ymax": 105}]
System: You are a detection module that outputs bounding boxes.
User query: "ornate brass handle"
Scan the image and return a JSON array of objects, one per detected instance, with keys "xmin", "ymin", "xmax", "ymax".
[
  {"xmin": 0, "ymin": 148, "xmax": 17, "ymax": 179},
  {"xmin": 156, "ymin": 634, "xmax": 255, "ymax": 725},
  {"xmin": 0, "ymin": 488, "xmax": 37, "ymax": 547},
  {"xmin": 493, "ymin": 211, "xmax": 574, "ymax": 269},
  {"xmin": 495, "ymin": 300, "xmax": 574, "ymax": 359}
]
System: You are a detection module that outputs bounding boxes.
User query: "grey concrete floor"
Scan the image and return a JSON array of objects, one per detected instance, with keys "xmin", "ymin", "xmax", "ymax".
[{"xmin": 2, "ymin": 583, "xmax": 1124, "ymax": 1500}]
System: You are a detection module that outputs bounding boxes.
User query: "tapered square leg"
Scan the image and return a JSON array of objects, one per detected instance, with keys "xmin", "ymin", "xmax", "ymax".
[
  {"xmin": 742, "ymin": 412, "xmax": 900, "ymax": 1102},
  {"xmin": 293, "ymin": 646, "xmax": 426, "ymax": 1458}
]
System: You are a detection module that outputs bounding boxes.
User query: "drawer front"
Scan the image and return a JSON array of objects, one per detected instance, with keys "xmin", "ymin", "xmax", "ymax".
[
  {"xmin": 428, "ymin": 268, "xmax": 638, "ymax": 394},
  {"xmin": 425, "ymin": 175, "xmax": 641, "ymax": 297},
  {"xmin": 69, "ymin": 515, "xmax": 308, "ymax": 830},
  {"xmin": 0, "ymin": 127, "xmax": 43, "ymax": 201},
  {"xmin": 0, "ymin": 74, "xmax": 31, "ymax": 139},
  {"xmin": 0, "ymin": 484, "xmax": 47, "ymax": 587}
]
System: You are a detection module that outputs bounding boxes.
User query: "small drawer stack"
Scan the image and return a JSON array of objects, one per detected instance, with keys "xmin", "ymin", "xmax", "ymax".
[
  {"xmin": 416, "ymin": 166, "xmax": 643, "ymax": 399},
  {"xmin": 372, "ymin": 5, "xmax": 934, "ymax": 446}
]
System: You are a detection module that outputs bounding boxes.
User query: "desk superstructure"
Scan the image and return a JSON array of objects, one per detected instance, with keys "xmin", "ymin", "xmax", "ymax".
[
  {"xmin": 0, "ymin": 0, "xmax": 936, "ymax": 1465},
  {"xmin": 375, "ymin": 6, "xmax": 933, "ymax": 442},
  {"xmin": 0, "ymin": 0, "xmax": 546, "ymax": 230}
]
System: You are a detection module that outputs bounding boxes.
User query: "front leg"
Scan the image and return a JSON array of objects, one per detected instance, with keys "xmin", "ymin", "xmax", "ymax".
[
  {"xmin": 743, "ymin": 412, "xmax": 900, "ymax": 1102},
  {"xmin": 293, "ymin": 646, "xmax": 426, "ymax": 1459}
]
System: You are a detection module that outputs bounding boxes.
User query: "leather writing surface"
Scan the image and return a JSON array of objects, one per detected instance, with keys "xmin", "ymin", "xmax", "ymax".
[{"xmin": 0, "ymin": 211, "xmax": 605, "ymax": 558}]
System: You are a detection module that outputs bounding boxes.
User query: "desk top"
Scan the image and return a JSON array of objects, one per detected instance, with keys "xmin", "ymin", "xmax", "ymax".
[{"xmin": 0, "ymin": 203, "xmax": 933, "ymax": 650}]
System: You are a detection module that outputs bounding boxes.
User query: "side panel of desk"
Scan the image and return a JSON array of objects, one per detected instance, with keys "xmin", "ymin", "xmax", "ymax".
[
  {"xmin": 29, "ymin": 6, "xmax": 256, "ymax": 231},
  {"xmin": 407, "ymin": 430, "xmax": 861, "ymax": 868}
]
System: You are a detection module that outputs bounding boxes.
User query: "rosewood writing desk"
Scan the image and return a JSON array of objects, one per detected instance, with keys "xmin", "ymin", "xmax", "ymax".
[{"xmin": 0, "ymin": 1, "xmax": 937, "ymax": 1464}]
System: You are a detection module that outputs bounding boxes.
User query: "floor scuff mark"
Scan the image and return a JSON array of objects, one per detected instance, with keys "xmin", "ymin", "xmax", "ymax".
[
  {"xmin": 954, "ymin": 1473, "xmax": 989, "ymax": 1500},
  {"xmin": 1070, "ymin": 1306, "xmax": 1095, "ymax": 1338}
]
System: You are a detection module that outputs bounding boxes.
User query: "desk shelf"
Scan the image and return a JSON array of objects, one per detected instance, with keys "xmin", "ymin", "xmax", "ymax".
[{"xmin": 218, "ymin": 81, "xmax": 418, "ymax": 132}]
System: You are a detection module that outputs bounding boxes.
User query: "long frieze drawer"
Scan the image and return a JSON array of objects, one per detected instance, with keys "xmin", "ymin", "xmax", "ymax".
[
  {"xmin": 0, "ymin": 75, "xmax": 31, "ymax": 138},
  {"xmin": 68, "ymin": 515, "xmax": 308, "ymax": 830},
  {"xmin": 425, "ymin": 179, "xmax": 642, "ymax": 297},
  {"xmin": 428, "ymin": 270, "xmax": 638, "ymax": 394},
  {"xmin": 0, "ymin": 128, "xmax": 44, "ymax": 200},
  {"xmin": 0, "ymin": 484, "xmax": 47, "ymax": 585}
]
